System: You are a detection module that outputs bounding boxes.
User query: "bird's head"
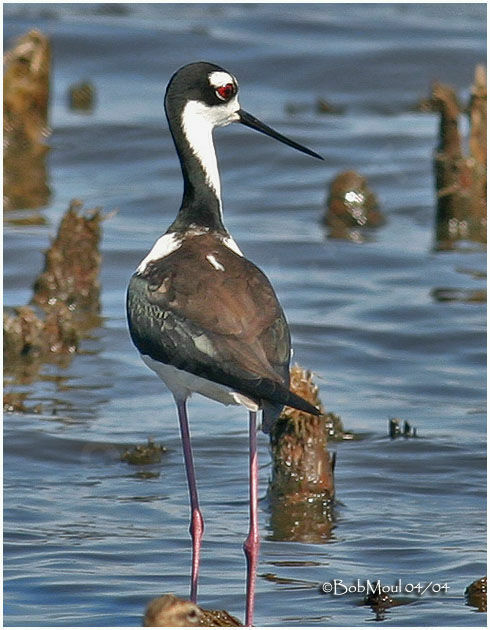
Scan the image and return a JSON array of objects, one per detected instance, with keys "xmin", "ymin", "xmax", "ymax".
[{"xmin": 165, "ymin": 61, "xmax": 323, "ymax": 160}]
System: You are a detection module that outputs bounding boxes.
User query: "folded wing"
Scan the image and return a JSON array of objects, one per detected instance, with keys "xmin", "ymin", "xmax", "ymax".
[{"xmin": 127, "ymin": 234, "xmax": 293, "ymax": 408}]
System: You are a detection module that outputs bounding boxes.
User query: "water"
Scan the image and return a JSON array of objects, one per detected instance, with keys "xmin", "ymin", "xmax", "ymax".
[{"xmin": 4, "ymin": 3, "xmax": 486, "ymax": 627}]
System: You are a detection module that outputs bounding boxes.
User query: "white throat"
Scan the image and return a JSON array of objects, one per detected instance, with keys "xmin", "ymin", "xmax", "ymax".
[
  {"xmin": 180, "ymin": 96, "xmax": 240, "ymax": 203},
  {"xmin": 181, "ymin": 100, "xmax": 221, "ymax": 200}
]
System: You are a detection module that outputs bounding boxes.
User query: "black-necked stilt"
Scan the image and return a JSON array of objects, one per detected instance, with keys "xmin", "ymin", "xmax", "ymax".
[{"xmin": 126, "ymin": 61, "xmax": 322, "ymax": 626}]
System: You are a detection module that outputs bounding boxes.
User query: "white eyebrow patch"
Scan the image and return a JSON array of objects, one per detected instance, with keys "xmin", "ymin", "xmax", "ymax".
[
  {"xmin": 209, "ymin": 70, "xmax": 235, "ymax": 88},
  {"xmin": 206, "ymin": 254, "xmax": 225, "ymax": 271}
]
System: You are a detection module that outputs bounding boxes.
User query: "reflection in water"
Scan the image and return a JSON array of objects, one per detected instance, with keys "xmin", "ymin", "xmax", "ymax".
[
  {"xmin": 121, "ymin": 438, "xmax": 167, "ymax": 465},
  {"xmin": 363, "ymin": 586, "xmax": 412, "ymax": 622},
  {"xmin": 431, "ymin": 287, "xmax": 486, "ymax": 303},
  {"xmin": 3, "ymin": 390, "xmax": 42, "ymax": 413},
  {"xmin": 261, "ymin": 572, "xmax": 317, "ymax": 589},
  {"xmin": 431, "ymin": 254, "xmax": 486, "ymax": 305},
  {"xmin": 4, "ymin": 29, "xmax": 51, "ymax": 213},
  {"xmin": 268, "ymin": 494, "xmax": 335, "ymax": 543},
  {"xmin": 4, "ymin": 144, "xmax": 50, "ymax": 215},
  {"xmin": 4, "ymin": 332, "xmax": 74, "ymax": 386}
]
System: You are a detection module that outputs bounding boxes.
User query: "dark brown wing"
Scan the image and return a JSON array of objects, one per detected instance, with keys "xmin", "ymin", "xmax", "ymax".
[{"xmin": 127, "ymin": 233, "xmax": 292, "ymax": 404}]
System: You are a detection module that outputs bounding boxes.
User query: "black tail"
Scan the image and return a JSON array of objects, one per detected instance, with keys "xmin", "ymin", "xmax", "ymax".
[
  {"xmin": 261, "ymin": 388, "xmax": 321, "ymax": 434},
  {"xmin": 286, "ymin": 389, "xmax": 321, "ymax": 416}
]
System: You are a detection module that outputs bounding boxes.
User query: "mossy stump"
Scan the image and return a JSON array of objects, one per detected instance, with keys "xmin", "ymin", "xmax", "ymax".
[
  {"xmin": 432, "ymin": 65, "xmax": 486, "ymax": 249},
  {"xmin": 4, "ymin": 200, "xmax": 103, "ymax": 385},
  {"xmin": 268, "ymin": 365, "xmax": 339, "ymax": 542},
  {"xmin": 32, "ymin": 200, "xmax": 102, "ymax": 316},
  {"xmin": 323, "ymin": 170, "xmax": 384, "ymax": 240},
  {"xmin": 4, "ymin": 29, "xmax": 51, "ymax": 211}
]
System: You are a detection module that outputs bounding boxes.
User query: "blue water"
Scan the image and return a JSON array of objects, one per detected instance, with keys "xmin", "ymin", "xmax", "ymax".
[{"xmin": 4, "ymin": 3, "xmax": 486, "ymax": 627}]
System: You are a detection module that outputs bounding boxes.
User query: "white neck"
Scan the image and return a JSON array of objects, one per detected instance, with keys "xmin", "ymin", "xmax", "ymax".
[{"xmin": 181, "ymin": 100, "xmax": 222, "ymax": 201}]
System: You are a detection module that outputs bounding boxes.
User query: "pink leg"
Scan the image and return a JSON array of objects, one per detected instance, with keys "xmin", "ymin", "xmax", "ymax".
[
  {"xmin": 176, "ymin": 399, "xmax": 204, "ymax": 603},
  {"xmin": 243, "ymin": 411, "xmax": 260, "ymax": 626}
]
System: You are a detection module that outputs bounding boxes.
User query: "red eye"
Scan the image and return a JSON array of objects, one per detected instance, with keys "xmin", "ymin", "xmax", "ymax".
[{"xmin": 216, "ymin": 83, "xmax": 235, "ymax": 101}]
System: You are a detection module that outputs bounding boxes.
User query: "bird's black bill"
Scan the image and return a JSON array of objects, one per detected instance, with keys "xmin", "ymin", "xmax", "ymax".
[{"xmin": 238, "ymin": 109, "xmax": 324, "ymax": 160}]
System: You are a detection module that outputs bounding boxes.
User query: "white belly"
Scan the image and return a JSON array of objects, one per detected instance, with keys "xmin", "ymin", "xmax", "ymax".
[{"xmin": 141, "ymin": 354, "xmax": 259, "ymax": 411}]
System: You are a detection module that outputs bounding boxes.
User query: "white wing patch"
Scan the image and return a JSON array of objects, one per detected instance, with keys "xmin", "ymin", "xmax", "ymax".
[
  {"xmin": 141, "ymin": 354, "xmax": 244, "ymax": 407},
  {"xmin": 193, "ymin": 334, "xmax": 216, "ymax": 356},
  {"xmin": 206, "ymin": 254, "xmax": 225, "ymax": 271},
  {"xmin": 222, "ymin": 235, "xmax": 243, "ymax": 256},
  {"xmin": 231, "ymin": 392, "xmax": 260, "ymax": 411},
  {"xmin": 137, "ymin": 232, "xmax": 181, "ymax": 273}
]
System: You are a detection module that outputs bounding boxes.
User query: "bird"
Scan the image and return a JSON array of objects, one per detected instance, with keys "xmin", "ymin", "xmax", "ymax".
[
  {"xmin": 126, "ymin": 61, "xmax": 322, "ymax": 626},
  {"xmin": 142, "ymin": 593, "xmax": 243, "ymax": 627},
  {"xmin": 143, "ymin": 594, "xmax": 201, "ymax": 627}
]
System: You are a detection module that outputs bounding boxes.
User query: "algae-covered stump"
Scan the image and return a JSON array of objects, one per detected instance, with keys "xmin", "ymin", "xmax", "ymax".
[
  {"xmin": 323, "ymin": 170, "xmax": 384, "ymax": 240},
  {"xmin": 465, "ymin": 576, "xmax": 487, "ymax": 613},
  {"xmin": 68, "ymin": 80, "xmax": 96, "ymax": 112},
  {"xmin": 268, "ymin": 365, "xmax": 349, "ymax": 543},
  {"xmin": 432, "ymin": 65, "xmax": 487, "ymax": 249},
  {"xmin": 32, "ymin": 199, "xmax": 102, "ymax": 316},
  {"xmin": 4, "ymin": 29, "xmax": 51, "ymax": 211},
  {"xmin": 4, "ymin": 200, "xmax": 103, "ymax": 384}
]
